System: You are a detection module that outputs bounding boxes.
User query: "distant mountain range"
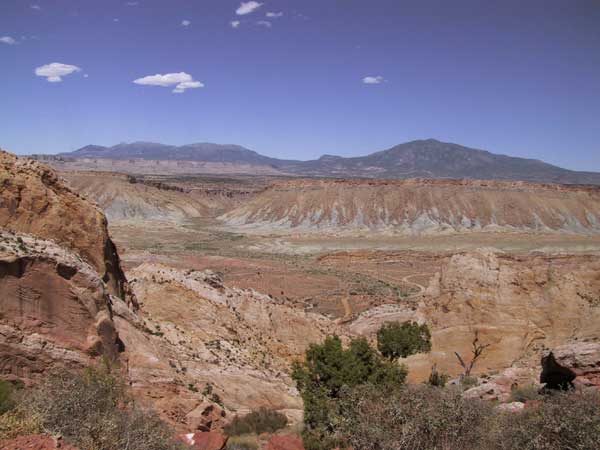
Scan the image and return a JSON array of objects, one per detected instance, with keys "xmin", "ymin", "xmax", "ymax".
[{"xmin": 58, "ymin": 139, "xmax": 600, "ymax": 184}]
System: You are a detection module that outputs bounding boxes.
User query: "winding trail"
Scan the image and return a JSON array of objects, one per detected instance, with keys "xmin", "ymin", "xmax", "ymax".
[{"xmin": 400, "ymin": 273, "xmax": 428, "ymax": 297}]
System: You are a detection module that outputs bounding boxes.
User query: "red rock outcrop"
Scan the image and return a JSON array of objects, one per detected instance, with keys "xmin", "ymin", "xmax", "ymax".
[
  {"xmin": 0, "ymin": 151, "xmax": 132, "ymax": 302},
  {"xmin": 0, "ymin": 231, "xmax": 122, "ymax": 383},
  {"xmin": 0, "ymin": 434, "xmax": 79, "ymax": 450},
  {"xmin": 0, "ymin": 152, "xmax": 129, "ymax": 383}
]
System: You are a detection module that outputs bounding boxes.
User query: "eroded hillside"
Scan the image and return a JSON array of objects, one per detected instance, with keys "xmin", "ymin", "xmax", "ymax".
[{"xmin": 220, "ymin": 178, "xmax": 600, "ymax": 234}]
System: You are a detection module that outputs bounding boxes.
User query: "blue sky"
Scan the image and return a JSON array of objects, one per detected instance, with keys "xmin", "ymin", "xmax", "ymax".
[{"xmin": 1, "ymin": 0, "xmax": 599, "ymax": 170}]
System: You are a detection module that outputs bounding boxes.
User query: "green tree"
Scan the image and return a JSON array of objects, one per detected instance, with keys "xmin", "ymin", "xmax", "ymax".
[
  {"xmin": 377, "ymin": 321, "xmax": 431, "ymax": 360},
  {"xmin": 292, "ymin": 335, "xmax": 407, "ymax": 450}
]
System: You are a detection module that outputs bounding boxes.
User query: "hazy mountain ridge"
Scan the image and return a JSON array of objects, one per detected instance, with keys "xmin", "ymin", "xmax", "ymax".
[
  {"xmin": 62, "ymin": 141, "xmax": 295, "ymax": 166},
  {"xmin": 57, "ymin": 139, "xmax": 600, "ymax": 184}
]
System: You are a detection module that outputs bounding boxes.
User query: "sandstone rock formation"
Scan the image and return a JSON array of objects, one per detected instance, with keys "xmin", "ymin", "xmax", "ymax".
[
  {"xmin": 118, "ymin": 263, "xmax": 343, "ymax": 428},
  {"xmin": 0, "ymin": 231, "xmax": 122, "ymax": 384},
  {"xmin": 220, "ymin": 178, "xmax": 600, "ymax": 234},
  {"xmin": 463, "ymin": 367, "xmax": 539, "ymax": 402},
  {"xmin": 544, "ymin": 342, "xmax": 600, "ymax": 388},
  {"xmin": 0, "ymin": 152, "xmax": 139, "ymax": 385},
  {"xmin": 0, "ymin": 151, "xmax": 131, "ymax": 300},
  {"xmin": 349, "ymin": 248, "xmax": 600, "ymax": 382}
]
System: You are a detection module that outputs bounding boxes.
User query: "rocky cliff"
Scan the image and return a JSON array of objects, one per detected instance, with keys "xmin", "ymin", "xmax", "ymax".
[
  {"xmin": 0, "ymin": 231, "xmax": 122, "ymax": 383},
  {"xmin": 0, "ymin": 151, "xmax": 136, "ymax": 383},
  {"xmin": 349, "ymin": 249, "xmax": 600, "ymax": 382},
  {"xmin": 0, "ymin": 151, "xmax": 131, "ymax": 300}
]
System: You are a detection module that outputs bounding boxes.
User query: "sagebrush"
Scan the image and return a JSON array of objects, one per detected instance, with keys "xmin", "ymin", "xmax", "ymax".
[{"xmin": 4, "ymin": 364, "xmax": 184, "ymax": 450}]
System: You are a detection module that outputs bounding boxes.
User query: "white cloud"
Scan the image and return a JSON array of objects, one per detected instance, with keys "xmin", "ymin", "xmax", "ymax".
[
  {"xmin": 256, "ymin": 20, "xmax": 272, "ymax": 28},
  {"xmin": 0, "ymin": 36, "xmax": 17, "ymax": 45},
  {"xmin": 126, "ymin": 1, "xmax": 139, "ymax": 5},
  {"xmin": 173, "ymin": 80, "xmax": 203, "ymax": 94},
  {"xmin": 230, "ymin": 20, "xmax": 241, "ymax": 28},
  {"xmin": 181, "ymin": 19, "xmax": 191, "ymax": 27},
  {"xmin": 113, "ymin": 18, "xmax": 120, "ymax": 22},
  {"xmin": 35, "ymin": 62, "xmax": 81, "ymax": 82},
  {"xmin": 362, "ymin": 75, "xmax": 384, "ymax": 84},
  {"xmin": 30, "ymin": 4, "xmax": 41, "ymax": 10},
  {"xmin": 236, "ymin": 1, "xmax": 262, "ymax": 15},
  {"xmin": 266, "ymin": 11, "xmax": 283, "ymax": 18},
  {"xmin": 133, "ymin": 72, "xmax": 204, "ymax": 94}
]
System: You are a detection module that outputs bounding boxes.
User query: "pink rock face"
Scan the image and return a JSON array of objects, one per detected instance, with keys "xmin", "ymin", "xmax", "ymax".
[
  {"xmin": 0, "ymin": 233, "xmax": 122, "ymax": 383},
  {"xmin": 181, "ymin": 432, "xmax": 228, "ymax": 450},
  {"xmin": 266, "ymin": 434, "xmax": 305, "ymax": 450}
]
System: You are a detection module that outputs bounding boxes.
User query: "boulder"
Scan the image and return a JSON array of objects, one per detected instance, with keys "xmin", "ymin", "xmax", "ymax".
[
  {"xmin": 463, "ymin": 367, "xmax": 538, "ymax": 402},
  {"xmin": 551, "ymin": 342, "xmax": 600, "ymax": 388},
  {"xmin": 185, "ymin": 400, "xmax": 226, "ymax": 432}
]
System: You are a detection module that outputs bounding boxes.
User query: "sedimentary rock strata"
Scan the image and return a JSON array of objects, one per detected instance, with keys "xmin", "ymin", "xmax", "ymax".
[
  {"xmin": 0, "ymin": 151, "xmax": 131, "ymax": 299},
  {"xmin": 220, "ymin": 178, "xmax": 600, "ymax": 234},
  {"xmin": 350, "ymin": 248, "xmax": 600, "ymax": 381}
]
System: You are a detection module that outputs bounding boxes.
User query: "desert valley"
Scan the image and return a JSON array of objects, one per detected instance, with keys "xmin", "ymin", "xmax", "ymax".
[{"xmin": 2, "ymin": 139, "xmax": 600, "ymax": 449}]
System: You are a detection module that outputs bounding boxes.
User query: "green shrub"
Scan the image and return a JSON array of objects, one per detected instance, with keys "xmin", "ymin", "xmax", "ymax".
[
  {"xmin": 19, "ymin": 364, "xmax": 185, "ymax": 450},
  {"xmin": 292, "ymin": 335, "xmax": 407, "ymax": 450},
  {"xmin": 224, "ymin": 407, "xmax": 288, "ymax": 436},
  {"xmin": 376, "ymin": 321, "xmax": 431, "ymax": 360}
]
